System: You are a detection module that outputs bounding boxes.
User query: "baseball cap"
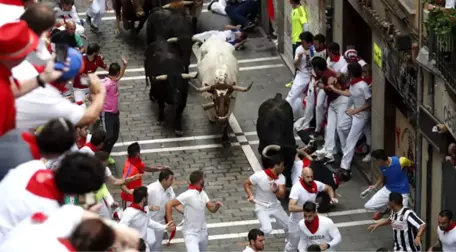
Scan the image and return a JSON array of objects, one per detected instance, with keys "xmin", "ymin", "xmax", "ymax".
[
  {"xmin": 55, "ymin": 47, "xmax": 84, "ymax": 80},
  {"xmin": 344, "ymin": 49, "xmax": 358, "ymax": 60}
]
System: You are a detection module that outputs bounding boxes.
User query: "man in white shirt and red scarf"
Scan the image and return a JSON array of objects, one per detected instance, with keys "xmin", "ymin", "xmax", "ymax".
[
  {"xmin": 243, "ymin": 148, "xmax": 289, "ymax": 236},
  {"xmin": 120, "ymin": 186, "xmax": 175, "ymax": 252},
  {"xmin": 298, "ymin": 202, "xmax": 342, "ymax": 252},
  {"xmin": 166, "ymin": 170, "xmax": 223, "ymax": 252},
  {"xmin": 285, "ymin": 167, "xmax": 336, "ymax": 252},
  {"xmin": 243, "ymin": 228, "xmax": 265, "ymax": 252}
]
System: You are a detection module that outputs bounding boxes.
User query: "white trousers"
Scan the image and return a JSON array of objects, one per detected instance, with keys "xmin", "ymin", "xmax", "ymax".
[
  {"xmin": 284, "ymin": 220, "xmax": 302, "ymax": 252},
  {"xmin": 339, "ymin": 114, "xmax": 369, "ymax": 170},
  {"xmin": 286, "ymin": 73, "xmax": 310, "ymax": 120},
  {"xmin": 148, "ymin": 225, "xmax": 164, "ymax": 252},
  {"xmin": 210, "ymin": 0, "xmax": 227, "ymax": 15},
  {"xmin": 364, "ymin": 186, "xmax": 410, "ymax": 211},
  {"xmin": 183, "ymin": 230, "xmax": 209, "ymax": 252},
  {"xmin": 315, "ymin": 89, "xmax": 327, "ymax": 132},
  {"xmin": 323, "ymin": 96, "xmax": 350, "ymax": 154},
  {"xmin": 57, "ymin": 24, "xmax": 85, "ymax": 35},
  {"xmin": 255, "ymin": 205, "xmax": 289, "ymax": 235},
  {"xmin": 294, "ymin": 83, "xmax": 317, "ymax": 131},
  {"xmin": 363, "ymin": 119, "xmax": 372, "ymax": 146},
  {"xmin": 291, "ymin": 159, "xmax": 304, "ymax": 186},
  {"xmin": 87, "ymin": 0, "xmax": 106, "ymax": 27}
]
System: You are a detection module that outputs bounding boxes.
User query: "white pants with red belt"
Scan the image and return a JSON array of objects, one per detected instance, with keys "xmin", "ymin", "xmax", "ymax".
[{"xmin": 323, "ymin": 96, "xmax": 350, "ymax": 155}]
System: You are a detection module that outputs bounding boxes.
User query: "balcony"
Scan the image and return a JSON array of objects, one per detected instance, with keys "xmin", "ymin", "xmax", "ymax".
[{"xmin": 428, "ymin": 30, "xmax": 456, "ymax": 95}]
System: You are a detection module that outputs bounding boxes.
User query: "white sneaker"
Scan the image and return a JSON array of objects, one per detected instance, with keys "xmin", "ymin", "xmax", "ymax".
[{"xmin": 362, "ymin": 153, "xmax": 371, "ymax": 162}]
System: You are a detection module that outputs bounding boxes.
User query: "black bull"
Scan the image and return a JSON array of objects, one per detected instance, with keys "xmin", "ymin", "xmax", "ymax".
[
  {"xmin": 257, "ymin": 93, "xmax": 296, "ymax": 186},
  {"xmin": 146, "ymin": 7, "xmax": 196, "ymax": 72},
  {"xmin": 144, "ymin": 39, "xmax": 196, "ymax": 136},
  {"xmin": 113, "ymin": 0, "xmax": 150, "ymax": 34}
]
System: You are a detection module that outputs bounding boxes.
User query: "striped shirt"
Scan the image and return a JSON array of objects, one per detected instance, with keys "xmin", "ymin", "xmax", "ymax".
[{"xmin": 390, "ymin": 207, "xmax": 425, "ymax": 252}]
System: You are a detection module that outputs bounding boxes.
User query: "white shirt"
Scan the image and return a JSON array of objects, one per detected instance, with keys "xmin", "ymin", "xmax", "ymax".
[
  {"xmin": 147, "ymin": 181, "xmax": 176, "ymax": 223},
  {"xmin": 249, "ymin": 171, "xmax": 286, "ymax": 210},
  {"xmin": 242, "ymin": 246, "xmax": 256, "ymax": 252},
  {"xmin": 445, "ymin": 0, "xmax": 455, "ymax": 8},
  {"xmin": 327, "ymin": 57, "xmax": 347, "ymax": 74},
  {"xmin": 340, "ymin": 59, "xmax": 367, "ymax": 74},
  {"xmin": 348, "ymin": 80, "xmax": 371, "ymax": 119},
  {"xmin": 176, "ymin": 189, "xmax": 210, "ymax": 234},
  {"xmin": 15, "ymin": 79, "xmax": 85, "ymax": 132},
  {"xmin": 294, "ymin": 45, "xmax": 313, "ymax": 76},
  {"xmin": 0, "ymin": 161, "xmax": 61, "ymax": 244},
  {"xmin": 0, "ymin": 209, "xmax": 80, "ymax": 252},
  {"xmin": 119, "ymin": 206, "xmax": 166, "ymax": 243},
  {"xmin": 298, "ymin": 215, "xmax": 342, "ymax": 252},
  {"xmin": 314, "ymin": 49, "xmax": 327, "ymax": 60},
  {"xmin": 289, "ymin": 181, "xmax": 326, "ymax": 222},
  {"xmin": 54, "ymin": 6, "xmax": 81, "ymax": 24},
  {"xmin": 437, "ymin": 226, "xmax": 456, "ymax": 252}
]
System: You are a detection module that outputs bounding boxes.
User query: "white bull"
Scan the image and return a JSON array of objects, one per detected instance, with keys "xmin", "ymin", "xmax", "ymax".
[{"xmin": 192, "ymin": 35, "xmax": 253, "ymax": 142}]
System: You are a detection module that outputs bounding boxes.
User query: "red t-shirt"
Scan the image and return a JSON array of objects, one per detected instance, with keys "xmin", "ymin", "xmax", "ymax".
[
  {"xmin": 73, "ymin": 55, "xmax": 106, "ymax": 89},
  {"xmin": 0, "ymin": 65, "xmax": 16, "ymax": 137},
  {"xmin": 120, "ymin": 158, "xmax": 145, "ymax": 202}
]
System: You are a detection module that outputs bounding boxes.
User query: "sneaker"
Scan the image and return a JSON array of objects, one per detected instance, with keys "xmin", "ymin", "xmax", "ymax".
[
  {"xmin": 91, "ymin": 25, "xmax": 101, "ymax": 34},
  {"xmin": 242, "ymin": 22, "xmax": 255, "ymax": 31},
  {"xmin": 362, "ymin": 153, "xmax": 371, "ymax": 162},
  {"xmin": 285, "ymin": 80, "xmax": 293, "ymax": 88},
  {"xmin": 372, "ymin": 211, "xmax": 387, "ymax": 220},
  {"xmin": 108, "ymin": 156, "xmax": 116, "ymax": 165}
]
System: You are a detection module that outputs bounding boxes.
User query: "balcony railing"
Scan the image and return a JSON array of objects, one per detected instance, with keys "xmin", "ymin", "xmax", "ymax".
[{"xmin": 429, "ymin": 30, "xmax": 456, "ymax": 92}]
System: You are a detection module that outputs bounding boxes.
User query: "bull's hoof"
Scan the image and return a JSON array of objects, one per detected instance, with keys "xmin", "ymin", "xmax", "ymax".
[
  {"xmin": 157, "ymin": 121, "xmax": 164, "ymax": 126},
  {"xmin": 174, "ymin": 130, "xmax": 184, "ymax": 136},
  {"xmin": 115, "ymin": 29, "xmax": 120, "ymax": 36}
]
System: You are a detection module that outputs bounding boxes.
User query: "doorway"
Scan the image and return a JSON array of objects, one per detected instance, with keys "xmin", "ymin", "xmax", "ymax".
[{"xmin": 342, "ymin": 0, "xmax": 372, "ymax": 63}]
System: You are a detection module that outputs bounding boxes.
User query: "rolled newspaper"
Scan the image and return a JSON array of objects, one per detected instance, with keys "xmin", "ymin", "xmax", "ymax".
[{"xmin": 360, "ymin": 188, "xmax": 373, "ymax": 199}]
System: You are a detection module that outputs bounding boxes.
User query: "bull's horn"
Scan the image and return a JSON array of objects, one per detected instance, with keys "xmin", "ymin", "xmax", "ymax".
[
  {"xmin": 181, "ymin": 72, "xmax": 198, "ymax": 79},
  {"xmin": 192, "ymin": 37, "xmax": 203, "ymax": 44},
  {"xmin": 167, "ymin": 37, "xmax": 178, "ymax": 43},
  {"xmin": 232, "ymin": 81, "xmax": 253, "ymax": 92},
  {"xmin": 162, "ymin": 3, "xmax": 170, "ymax": 8},
  {"xmin": 201, "ymin": 102, "xmax": 215, "ymax": 110},
  {"xmin": 262, "ymin": 144, "xmax": 281, "ymax": 158},
  {"xmin": 153, "ymin": 74, "xmax": 168, "ymax": 81},
  {"xmin": 183, "ymin": 1, "xmax": 194, "ymax": 5},
  {"xmin": 195, "ymin": 85, "xmax": 212, "ymax": 92},
  {"xmin": 296, "ymin": 147, "xmax": 313, "ymax": 161},
  {"xmin": 216, "ymin": 115, "xmax": 228, "ymax": 120}
]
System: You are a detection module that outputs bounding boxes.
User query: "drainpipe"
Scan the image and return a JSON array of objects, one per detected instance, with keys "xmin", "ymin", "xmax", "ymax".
[{"xmin": 415, "ymin": 0, "xmax": 423, "ymax": 220}]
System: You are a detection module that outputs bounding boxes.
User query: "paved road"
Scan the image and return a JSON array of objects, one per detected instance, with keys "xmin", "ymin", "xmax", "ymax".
[{"xmin": 72, "ymin": 1, "xmax": 393, "ymax": 250}]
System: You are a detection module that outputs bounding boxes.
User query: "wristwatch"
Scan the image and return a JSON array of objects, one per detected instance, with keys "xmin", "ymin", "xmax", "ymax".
[{"xmin": 36, "ymin": 74, "xmax": 45, "ymax": 88}]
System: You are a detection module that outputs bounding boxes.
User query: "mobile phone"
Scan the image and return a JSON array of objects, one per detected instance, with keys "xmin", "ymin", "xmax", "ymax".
[{"xmin": 54, "ymin": 43, "xmax": 68, "ymax": 71}]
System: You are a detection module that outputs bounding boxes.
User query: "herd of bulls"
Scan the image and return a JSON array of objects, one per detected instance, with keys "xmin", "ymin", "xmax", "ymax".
[{"xmin": 114, "ymin": 0, "xmax": 338, "ymax": 202}]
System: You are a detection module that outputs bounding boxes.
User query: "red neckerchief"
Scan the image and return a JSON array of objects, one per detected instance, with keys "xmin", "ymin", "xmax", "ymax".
[
  {"xmin": 363, "ymin": 77, "xmax": 372, "ymax": 85},
  {"xmin": 442, "ymin": 221, "xmax": 456, "ymax": 233},
  {"xmin": 315, "ymin": 45, "xmax": 327, "ymax": 53},
  {"xmin": 57, "ymin": 238, "xmax": 76, "ymax": 252},
  {"xmin": 76, "ymin": 137, "xmax": 86, "ymax": 149},
  {"xmin": 129, "ymin": 202, "xmax": 146, "ymax": 213},
  {"xmin": 300, "ymin": 179, "xmax": 318, "ymax": 193},
  {"xmin": 188, "ymin": 184, "xmax": 203, "ymax": 192},
  {"xmin": 84, "ymin": 142, "xmax": 98, "ymax": 152},
  {"xmin": 329, "ymin": 54, "xmax": 341, "ymax": 62},
  {"xmin": 21, "ymin": 132, "xmax": 41, "ymax": 159},
  {"xmin": 305, "ymin": 215, "xmax": 319, "ymax": 234},
  {"xmin": 0, "ymin": 0, "xmax": 24, "ymax": 6},
  {"xmin": 33, "ymin": 65, "xmax": 68, "ymax": 92},
  {"xmin": 333, "ymin": 173, "xmax": 340, "ymax": 185},
  {"xmin": 25, "ymin": 169, "xmax": 64, "ymax": 203},
  {"xmin": 264, "ymin": 168, "xmax": 278, "ymax": 180},
  {"xmin": 350, "ymin": 77, "xmax": 364, "ymax": 86}
]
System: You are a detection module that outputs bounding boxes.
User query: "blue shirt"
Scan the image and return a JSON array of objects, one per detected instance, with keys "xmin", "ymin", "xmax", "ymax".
[{"xmin": 380, "ymin": 156, "xmax": 410, "ymax": 194}]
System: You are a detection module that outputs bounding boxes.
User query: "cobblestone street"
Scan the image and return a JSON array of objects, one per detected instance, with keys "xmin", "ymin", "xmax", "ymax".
[{"xmin": 73, "ymin": 0, "xmax": 394, "ymax": 250}]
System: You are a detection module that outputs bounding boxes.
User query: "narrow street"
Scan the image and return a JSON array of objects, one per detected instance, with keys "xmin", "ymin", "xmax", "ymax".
[{"xmin": 73, "ymin": 0, "xmax": 393, "ymax": 250}]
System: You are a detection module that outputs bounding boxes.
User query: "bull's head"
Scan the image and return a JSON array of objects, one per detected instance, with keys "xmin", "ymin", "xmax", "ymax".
[
  {"xmin": 151, "ymin": 72, "xmax": 197, "ymax": 104},
  {"xmin": 132, "ymin": 0, "xmax": 146, "ymax": 17},
  {"xmin": 194, "ymin": 81, "xmax": 253, "ymax": 120},
  {"xmin": 167, "ymin": 37, "xmax": 203, "ymax": 67}
]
